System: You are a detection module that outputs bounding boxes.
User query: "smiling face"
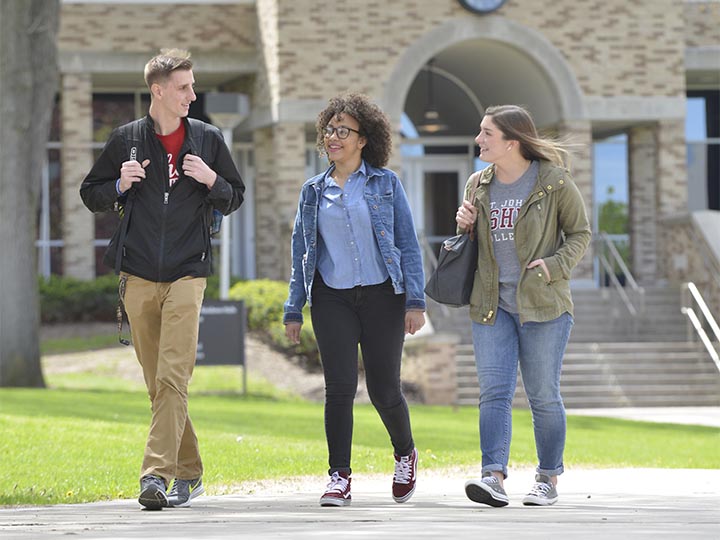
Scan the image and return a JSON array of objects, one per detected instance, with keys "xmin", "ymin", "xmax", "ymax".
[
  {"xmin": 152, "ymin": 69, "xmax": 197, "ymax": 119},
  {"xmin": 324, "ymin": 113, "xmax": 365, "ymax": 167},
  {"xmin": 475, "ymin": 114, "xmax": 513, "ymax": 164}
]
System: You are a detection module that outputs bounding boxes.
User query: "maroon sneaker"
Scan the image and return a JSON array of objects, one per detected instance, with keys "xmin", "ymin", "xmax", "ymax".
[
  {"xmin": 319, "ymin": 471, "xmax": 351, "ymax": 507},
  {"xmin": 392, "ymin": 448, "xmax": 418, "ymax": 503}
]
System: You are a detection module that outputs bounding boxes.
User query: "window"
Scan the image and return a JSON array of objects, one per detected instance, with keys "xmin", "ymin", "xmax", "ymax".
[
  {"xmin": 686, "ymin": 91, "xmax": 720, "ymax": 211},
  {"xmin": 593, "ymin": 134, "xmax": 630, "ymax": 272}
]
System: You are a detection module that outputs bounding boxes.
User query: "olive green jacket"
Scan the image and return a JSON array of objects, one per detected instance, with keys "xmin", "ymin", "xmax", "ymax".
[{"xmin": 459, "ymin": 160, "xmax": 591, "ymax": 325}]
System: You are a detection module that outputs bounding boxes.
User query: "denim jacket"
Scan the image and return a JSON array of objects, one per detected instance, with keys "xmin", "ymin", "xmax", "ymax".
[{"xmin": 283, "ymin": 162, "xmax": 426, "ymax": 324}]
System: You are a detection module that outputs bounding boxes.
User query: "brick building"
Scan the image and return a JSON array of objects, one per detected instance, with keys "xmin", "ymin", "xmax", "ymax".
[{"xmin": 48, "ymin": 0, "xmax": 719, "ymax": 299}]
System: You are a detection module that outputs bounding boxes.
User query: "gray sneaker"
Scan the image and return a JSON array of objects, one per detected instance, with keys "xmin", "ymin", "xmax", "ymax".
[
  {"xmin": 168, "ymin": 477, "xmax": 205, "ymax": 507},
  {"xmin": 522, "ymin": 473, "xmax": 558, "ymax": 506},
  {"xmin": 138, "ymin": 475, "xmax": 168, "ymax": 510},
  {"xmin": 464, "ymin": 472, "xmax": 509, "ymax": 507}
]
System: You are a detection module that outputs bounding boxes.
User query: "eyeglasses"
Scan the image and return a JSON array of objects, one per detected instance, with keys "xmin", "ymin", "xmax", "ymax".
[{"xmin": 323, "ymin": 125, "xmax": 362, "ymax": 139}]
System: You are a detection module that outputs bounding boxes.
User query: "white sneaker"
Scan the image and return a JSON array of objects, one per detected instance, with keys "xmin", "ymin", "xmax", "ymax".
[
  {"xmin": 522, "ymin": 473, "xmax": 558, "ymax": 506},
  {"xmin": 465, "ymin": 473, "xmax": 509, "ymax": 507}
]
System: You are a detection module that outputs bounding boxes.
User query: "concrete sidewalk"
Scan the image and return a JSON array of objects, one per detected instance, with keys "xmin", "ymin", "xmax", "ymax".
[
  {"xmin": 1, "ymin": 468, "xmax": 718, "ymax": 539},
  {"xmin": 566, "ymin": 407, "xmax": 720, "ymax": 428}
]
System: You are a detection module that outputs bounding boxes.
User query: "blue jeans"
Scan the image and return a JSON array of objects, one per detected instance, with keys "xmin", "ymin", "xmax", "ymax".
[{"xmin": 471, "ymin": 308, "xmax": 573, "ymax": 479}]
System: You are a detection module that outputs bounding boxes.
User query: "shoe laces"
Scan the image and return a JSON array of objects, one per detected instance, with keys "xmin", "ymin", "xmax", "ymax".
[
  {"xmin": 142, "ymin": 475, "xmax": 165, "ymax": 490},
  {"xmin": 168, "ymin": 482, "xmax": 178, "ymax": 497},
  {"xmin": 393, "ymin": 454, "xmax": 414, "ymax": 485},
  {"xmin": 528, "ymin": 480, "xmax": 552, "ymax": 497},
  {"xmin": 482, "ymin": 475, "xmax": 500, "ymax": 486},
  {"xmin": 326, "ymin": 472, "xmax": 349, "ymax": 493}
]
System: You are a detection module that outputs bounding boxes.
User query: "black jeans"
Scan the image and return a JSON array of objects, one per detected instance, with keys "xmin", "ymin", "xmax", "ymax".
[{"xmin": 311, "ymin": 275, "xmax": 414, "ymax": 475}]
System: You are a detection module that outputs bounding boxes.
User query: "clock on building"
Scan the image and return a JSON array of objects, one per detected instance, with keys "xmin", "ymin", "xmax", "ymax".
[{"xmin": 458, "ymin": 0, "xmax": 507, "ymax": 14}]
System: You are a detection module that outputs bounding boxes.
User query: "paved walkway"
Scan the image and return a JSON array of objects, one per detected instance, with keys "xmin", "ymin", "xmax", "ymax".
[
  {"xmin": 566, "ymin": 406, "xmax": 720, "ymax": 428},
  {"xmin": 1, "ymin": 468, "xmax": 718, "ymax": 539}
]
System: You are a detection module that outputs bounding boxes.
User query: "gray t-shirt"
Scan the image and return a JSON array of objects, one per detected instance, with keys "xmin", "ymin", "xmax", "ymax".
[{"xmin": 489, "ymin": 160, "xmax": 539, "ymax": 313}]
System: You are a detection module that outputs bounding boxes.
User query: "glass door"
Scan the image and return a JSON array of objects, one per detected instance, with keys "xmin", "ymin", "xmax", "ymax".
[{"xmin": 402, "ymin": 155, "xmax": 472, "ymax": 257}]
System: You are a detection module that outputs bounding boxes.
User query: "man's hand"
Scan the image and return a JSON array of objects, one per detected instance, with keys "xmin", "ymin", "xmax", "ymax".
[
  {"xmin": 183, "ymin": 154, "xmax": 217, "ymax": 188},
  {"xmin": 118, "ymin": 159, "xmax": 150, "ymax": 193}
]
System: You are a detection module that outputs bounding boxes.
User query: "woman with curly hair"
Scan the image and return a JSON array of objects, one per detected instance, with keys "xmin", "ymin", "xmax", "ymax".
[{"xmin": 283, "ymin": 93, "xmax": 426, "ymax": 507}]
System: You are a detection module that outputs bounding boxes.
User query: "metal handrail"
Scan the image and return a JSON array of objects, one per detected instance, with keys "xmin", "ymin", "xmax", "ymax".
[
  {"xmin": 595, "ymin": 232, "xmax": 645, "ymax": 316},
  {"xmin": 597, "ymin": 253, "xmax": 637, "ymax": 316},
  {"xmin": 681, "ymin": 282, "xmax": 720, "ymax": 372}
]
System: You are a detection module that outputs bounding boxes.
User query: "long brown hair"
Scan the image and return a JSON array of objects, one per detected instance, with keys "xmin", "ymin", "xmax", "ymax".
[{"xmin": 484, "ymin": 105, "xmax": 570, "ymax": 168}]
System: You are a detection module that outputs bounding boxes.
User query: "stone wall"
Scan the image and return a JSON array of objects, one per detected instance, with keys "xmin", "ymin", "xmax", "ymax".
[
  {"xmin": 403, "ymin": 335, "xmax": 458, "ymax": 406},
  {"xmin": 61, "ymin": 74, "xmax": 94, "ymax": 280},
  {"xmin": 252, "ymin": 123, "xmax": 305, "ymax": 280},
  {"xmin": 684, "ymin": 1, "xmax": 720, "ymax": 47},
  {"xmin": 628, "ymin": 126, "xmax": 659, "ymax": 285},
  {"xmin": 58, "ymin": 2, "xmax": 256, "ymax": 53},
  {"xmin": 271, "ymin": 0, "xmax": 686, "ymax": 101}
]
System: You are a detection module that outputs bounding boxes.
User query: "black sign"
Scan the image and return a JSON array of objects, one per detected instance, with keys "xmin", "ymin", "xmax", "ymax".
[{"xmin": 196, "ymin": 300, "xmax": 245, "ymax": 366}]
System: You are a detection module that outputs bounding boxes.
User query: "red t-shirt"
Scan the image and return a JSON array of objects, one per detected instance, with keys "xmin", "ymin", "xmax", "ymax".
[{"xmin": 156, "ymin": 122, "xmax": 186, "ymax": 187}]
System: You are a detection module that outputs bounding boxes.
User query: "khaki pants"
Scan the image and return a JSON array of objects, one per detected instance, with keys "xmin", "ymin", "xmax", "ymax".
[{"xmin": 122, "ymin": 273, "xmax": 206, "ymax": 485}]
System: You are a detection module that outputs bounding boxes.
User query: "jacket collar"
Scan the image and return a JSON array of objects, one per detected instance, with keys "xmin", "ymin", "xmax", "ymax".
[
  {"xmin": 533, "ymin": 160, "xmax": 570, "ymax": 197},
  {"xmin": 143, "ymin": 114, "xmax": 192, "ymax": 139},
  {"xmin": 311, "ymin": 159, "xmax": 381, "ymax": 188},
  {"xmin": 473, "ymin": 160, "xmax": 568, "ymax": 190}
]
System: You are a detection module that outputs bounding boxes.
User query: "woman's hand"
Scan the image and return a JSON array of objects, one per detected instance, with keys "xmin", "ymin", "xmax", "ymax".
[
  {"xmin": 527, "ymin": 259, "xmax": 550, "ymax": 281},
  {"xmin": 456, "ymin": 200, "xmax": 478, "ymax": 231},
  {"xmin": 285, "ymin": 322, "xmax": 302, "ymax": 344},
  {"xmin": 405, "ymin": 310, "xmax": 426, "ymax": 335}
]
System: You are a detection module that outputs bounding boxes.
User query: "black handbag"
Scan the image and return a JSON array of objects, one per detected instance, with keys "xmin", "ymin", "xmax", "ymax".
[{"xmin": 424, "ymin": 231, "xmax": 478, "ymax": 307}]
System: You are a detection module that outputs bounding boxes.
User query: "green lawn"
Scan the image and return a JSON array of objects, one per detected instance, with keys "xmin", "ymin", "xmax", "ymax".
[{"xmin": 1, "ymin": 357, "xmax": 718, "ymax": 505}]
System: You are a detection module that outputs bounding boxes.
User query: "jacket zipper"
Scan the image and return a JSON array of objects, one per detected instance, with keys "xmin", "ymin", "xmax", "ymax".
[{"xmin": 156, "ymin": 131, "xmax": 194, "ymax": 280}]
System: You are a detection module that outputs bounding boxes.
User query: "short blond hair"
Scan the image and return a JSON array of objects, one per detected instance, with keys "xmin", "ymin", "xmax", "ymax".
[{"xmin": 143, "ymin": 48, "xmax": 193, "ymax": 89}]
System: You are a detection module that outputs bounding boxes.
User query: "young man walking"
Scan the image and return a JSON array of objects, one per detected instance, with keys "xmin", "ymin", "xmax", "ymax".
[{"xmin": 80, "ymin": 49, "xmax": 245, "ymax": 510}]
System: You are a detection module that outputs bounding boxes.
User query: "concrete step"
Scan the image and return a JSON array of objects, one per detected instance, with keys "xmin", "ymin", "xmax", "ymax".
[
  {"xmin": 453, "ymin": 340, "xmax": 720, "ymax": 408},
  {"xmin": 434, "ymin": 284, "xmax": 720, "ymax": 408}
]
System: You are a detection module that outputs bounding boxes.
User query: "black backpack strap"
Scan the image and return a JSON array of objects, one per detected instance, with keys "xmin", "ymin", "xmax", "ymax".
[
  {"xmin": 113, "ymin": 119, "xmax": 148, "ymax": 346},
  {"xmin": 187, "ymin": 119, "xmax": 223, "ymax": 238},
  {"xmin": 125, "ymin": 119, "xmax": 144, "ymax": 164},
  {"xmin": 186, "ymin": 118, "xmax": 206, "ymax": 155},
  {"xmin": 114, "ymin": 119, "xmax": 145, "ymax": 275}
]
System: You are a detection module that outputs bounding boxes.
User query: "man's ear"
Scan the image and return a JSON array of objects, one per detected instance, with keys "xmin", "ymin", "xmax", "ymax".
[{"xmin": 151, "ymin": 82, "xmax": 163, "ymax": 100}]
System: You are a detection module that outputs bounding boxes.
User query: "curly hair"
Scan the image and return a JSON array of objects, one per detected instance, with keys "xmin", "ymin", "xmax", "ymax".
[{"xmin": 315, "ymin": 93, "xmax": 392, "ymax": 168}]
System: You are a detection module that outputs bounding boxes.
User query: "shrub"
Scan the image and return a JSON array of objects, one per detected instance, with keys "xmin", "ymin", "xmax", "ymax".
[
  {"xmin": 204, "ymin": 274, "xmax": 243, "ymax": 301},
  {"xmin": 39, "ymin": 274, "xmax": 320, "ymax": 367},
  {"xmin": 39, "ymin": 274, "xmax": 118, "ymax": 323},
  {"xmin": 229, "ymin": 279, "xmax": 319, "ymax": 367}
]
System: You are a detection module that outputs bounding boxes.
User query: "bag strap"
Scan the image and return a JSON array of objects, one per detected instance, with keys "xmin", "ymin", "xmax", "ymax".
[
  {"xmin": 113, "ymin": 120, "xmax": 144, "ymax": 346},
  {"xmin": 114, "ymin": 120, "xmax": 144, "ymax": 275}
]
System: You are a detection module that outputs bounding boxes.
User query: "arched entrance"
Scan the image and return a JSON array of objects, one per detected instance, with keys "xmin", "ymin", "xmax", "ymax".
[{"xmin": 382, "ymin": 17, "xmax": 591, "ymax": 277}]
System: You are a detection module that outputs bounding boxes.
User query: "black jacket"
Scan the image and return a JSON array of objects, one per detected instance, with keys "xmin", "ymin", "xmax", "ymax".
[{"xmin": 80, "ymin": 115, "xmax": 245, "ymax": 282}]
